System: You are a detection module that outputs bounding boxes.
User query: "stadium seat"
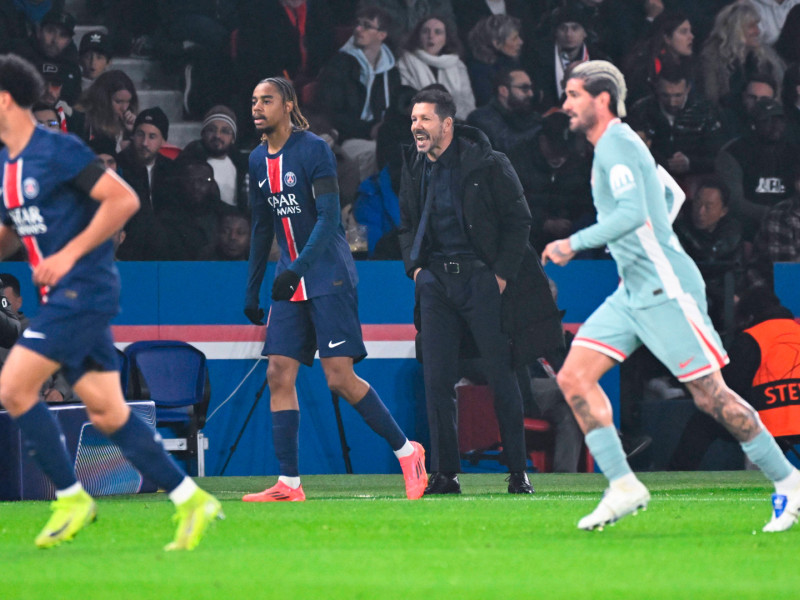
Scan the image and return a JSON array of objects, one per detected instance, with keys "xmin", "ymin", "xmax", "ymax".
[
  {"xmin": 456, "ymin": 384, "xmax": 593, "ymax": 473},
  {"xmin": 123, "ymin": 341, "xmax": 211, "ymax": 476}
]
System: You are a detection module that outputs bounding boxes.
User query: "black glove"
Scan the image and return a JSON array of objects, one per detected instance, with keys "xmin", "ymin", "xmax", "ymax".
[
  {"xmin": 271, "ymin": 269, "xmax": 301, "ymax": 301},
  {"xmin": 244, "ymin": 306, "xmax": 265, "ymax": 325}
]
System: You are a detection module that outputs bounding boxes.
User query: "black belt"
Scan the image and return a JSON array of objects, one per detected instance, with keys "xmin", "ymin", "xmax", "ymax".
[{"xmin": 428, "ymin": 258, "xmax": 485, "ymax": 274}]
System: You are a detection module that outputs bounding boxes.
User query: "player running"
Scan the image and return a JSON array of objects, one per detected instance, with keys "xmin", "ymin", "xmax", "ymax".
[
  {"xmin": 243, "ymin": 77, "xmax": 427, "ymax": 502},
  {"xmin": 0, "ymin": 54, "xmax": 222, "ymax": 550},
  {"xmin": 542, "ymin": 60, "xmax": 800, "ymax": 532}
]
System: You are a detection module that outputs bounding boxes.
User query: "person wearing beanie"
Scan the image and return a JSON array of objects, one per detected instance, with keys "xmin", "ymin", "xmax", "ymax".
[{"xmin": 179, "ymin": 104, "xmax": 248, "ymax": 210}]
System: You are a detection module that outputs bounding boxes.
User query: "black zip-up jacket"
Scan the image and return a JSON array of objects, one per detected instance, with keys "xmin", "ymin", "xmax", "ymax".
[{"xmin": 399, "ymin": 124, "xmax": 564, "ymax": 366}]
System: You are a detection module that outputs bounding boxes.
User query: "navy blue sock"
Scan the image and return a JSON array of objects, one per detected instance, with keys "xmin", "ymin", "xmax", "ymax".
[
  {"xmin": 15, "ymin": 402, "xmax": 78, "ymax": 490},
  {"xmin": 109, "ymin": 412, "xmax": 185, "ymax": 492},
  {"xmin": 352, "ymin": 387, "xmax": 407, "ymax": 451},
  {"xmin": 272, "ymin": 410, "xmax": 300, "ymax": 477}
]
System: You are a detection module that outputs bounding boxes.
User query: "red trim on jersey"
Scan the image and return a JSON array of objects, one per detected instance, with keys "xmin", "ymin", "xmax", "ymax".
[
  {"xmin": 280, "ymin": 217, "xmax": 307, "ymax": 301},
  {"xmin": 3, "ymin": 160, "xmax": 49, "ymax": 300},
  {"xmin": 267, "ymin": 155, "xmax": 283, "ymax": 194}
]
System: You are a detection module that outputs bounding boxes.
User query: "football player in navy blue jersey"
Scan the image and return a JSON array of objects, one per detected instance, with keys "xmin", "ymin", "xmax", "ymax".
[
  {"xmin": 244, "ymin": 77, "xmax": 428, "ymax": 501},
  {"xmin": 0, "ymin": 54, "xmax": 222, "ymax": 550}
]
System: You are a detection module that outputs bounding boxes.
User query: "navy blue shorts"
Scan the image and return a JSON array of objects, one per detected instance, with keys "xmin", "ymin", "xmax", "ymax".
[
  {"xmin": 263, "ymin": 290, "xmax": 367, "ymax": 366},
  {"xmin": 17, "ymin": 305, "xmax": 120, "ymax": 385}
]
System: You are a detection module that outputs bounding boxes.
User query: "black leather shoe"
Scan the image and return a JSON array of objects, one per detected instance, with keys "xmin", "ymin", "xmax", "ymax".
[
  {"xmin": 507, "ymin": 471, "xmax": 534, "ymax": 494},
  {"xmin": 423, "ymin": 472, "xmax": 461, "ymax": 495}
]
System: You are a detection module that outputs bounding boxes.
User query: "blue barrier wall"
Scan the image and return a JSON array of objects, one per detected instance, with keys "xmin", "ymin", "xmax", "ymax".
[{"xmin": 1, "ymin": 260, "xmax": 797, "ymax": 476}]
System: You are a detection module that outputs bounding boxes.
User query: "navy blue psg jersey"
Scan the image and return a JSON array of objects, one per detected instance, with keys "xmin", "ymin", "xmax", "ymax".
[
  {"xmin": 249, "ymin": 130, "xmax": 357, "ymax": 300},
  {"xmin": 0, "ymin": 127, "xmax": 119, "ymax": 312}
]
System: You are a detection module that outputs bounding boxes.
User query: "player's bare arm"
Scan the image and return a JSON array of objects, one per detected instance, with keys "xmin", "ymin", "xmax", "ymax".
[
  {"xmin": 33, "ymin": 170, "xmax": 139, "ymax": 287},
  {"xmin": 0, "ymin": 224, "xmax": 22, "ymax": 259},
  {"xmin": 541, "ymin": 238, "xmax": 576, "ymax": 266}
]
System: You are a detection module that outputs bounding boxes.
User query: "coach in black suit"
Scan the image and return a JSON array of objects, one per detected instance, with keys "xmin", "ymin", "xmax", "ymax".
[{"xmin": 399, "ymin": 88, "xmax": 564, "ymax": 495}]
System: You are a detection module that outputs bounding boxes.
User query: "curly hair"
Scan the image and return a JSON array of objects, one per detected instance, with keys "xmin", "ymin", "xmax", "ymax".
[
  {"xmin": 405, "ymin": 14, "xmax": 463, "ymax": 57},
  {"xmin": 467, "ymin": 14, "xmax": 521, "ymax": 65}
]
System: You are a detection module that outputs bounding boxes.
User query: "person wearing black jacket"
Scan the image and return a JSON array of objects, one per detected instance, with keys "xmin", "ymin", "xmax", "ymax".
[
  {"xmin": 0, "ymin": 276, "xmax": 20, "ymax": 349},
  {"xmin": 399, "ymin": 88, "xmax": 564, "ymax": 495}
]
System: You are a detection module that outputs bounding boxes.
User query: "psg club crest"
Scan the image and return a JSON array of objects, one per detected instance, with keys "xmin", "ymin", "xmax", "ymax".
[
  {"xmin": 22, "ymin": 178, "xmax": 40, "ymax": 199},
  {"xmin": 284, "ymin": 171, "xmax": 297, "ymax": 187}
]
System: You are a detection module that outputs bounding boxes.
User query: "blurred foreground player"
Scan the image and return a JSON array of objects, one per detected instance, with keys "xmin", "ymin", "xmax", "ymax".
[
  {"xmin": 0, "ymin": 54, "xmax": 222, "ymax": 550},
  {"xmin": 244, "ymin": 77, "xmax": 427, "ymax": 501},
  {"xmin": 542, "ymin": 60, "xmax": 800, "ymax": 533}
]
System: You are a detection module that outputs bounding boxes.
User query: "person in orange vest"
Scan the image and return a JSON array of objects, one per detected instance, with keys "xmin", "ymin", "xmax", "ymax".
[{"xmin": 670, "ymin": 285, "xmax": 800, "ymax": 470}]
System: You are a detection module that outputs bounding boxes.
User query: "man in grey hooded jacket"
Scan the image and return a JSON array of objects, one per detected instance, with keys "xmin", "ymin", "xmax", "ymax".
[{"xmin": 317, "ymin": 6, "xmax": 401, "ymax": 180}]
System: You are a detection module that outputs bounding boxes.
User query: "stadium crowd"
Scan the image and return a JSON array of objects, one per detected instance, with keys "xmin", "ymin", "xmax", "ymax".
[{"xmin": 1, "ymin": 0, "xmax": 798, "ymax": 326}]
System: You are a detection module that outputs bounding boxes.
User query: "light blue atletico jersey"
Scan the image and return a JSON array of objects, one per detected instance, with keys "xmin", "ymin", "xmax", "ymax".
[{"xmin": 569, "ymin": 120, "xmax": 705, "ymax": 308}]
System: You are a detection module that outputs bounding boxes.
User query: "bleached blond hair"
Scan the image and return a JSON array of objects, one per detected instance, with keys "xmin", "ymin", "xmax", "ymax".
[{"xmin": 568, "ymin": 60, "xmax": 628, "ymax": 117}]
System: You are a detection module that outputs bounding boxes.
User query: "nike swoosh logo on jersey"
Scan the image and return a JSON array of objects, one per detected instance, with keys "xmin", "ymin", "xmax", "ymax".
[
  {"xmin": 328, "ymin": 340, "xmax": 346, "ymax": 348},
  {"xmin": 23, "ymin": 329, "xmax": 47, "ymax": 339},
  {"xmin": 258, "ymin": 178, "xmax": 267, "ymax": 188},
  {"xmin": 679, "ymin": 357, "xmax": 695, "ymax": 369}
]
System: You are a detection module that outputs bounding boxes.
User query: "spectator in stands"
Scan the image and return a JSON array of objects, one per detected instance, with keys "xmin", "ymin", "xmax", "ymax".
[
  {"xmin": 158, "ymin": 158, "xmax": 230, "ymax": 260},
  {"xmin": 455, "ymin": 0, "xmax": 542, "ymax": 71},
  {"xmin": 79, "ymin": 30, "xmax": 112, "ymax": 90},
  {"xmin": 0, "ymin": 273, "xmax": 71, "ymax": 403},
  {"xmin": 719, "ymin": 71, "xmax": 778, "ymax": 143},
  {"xmin": 116, "ymin": 107, "xmax": 175, "ymax": 261},
  {"xmin": 751, "ymin": 0, "xmax": 800, "ymax": 46},
  {"xmin": 317, "ymin": 6, "xmax": 401, "ymax": 182},
  {"xmin": 622, "ymin": 11, "xmax": 696, "ymax": 106},
  {"xmin": 466, "ymin": 67, "xmax": 541, "ymax": 153},
  {"xmin": 749, "ymin": 162, "xmax": 800, "ymax": 287},
  {"xmin": 716, "ymin": 97, "xmax": 799, "ymax": 235},
  {"xmin": 674, "ymin": 176, "xmax": 744, "ymax": 330},
  {"xmin": 376, "ymin": 84, "xmax": 416, "ymax": 174},
  {"xmin": 699, "ymin": 1, "xmax": 784, "ymax": 106},
  {"xmin": 783, "ymin": 63, "xmax": 800, "ymax": 146},
  {"xmin": 774, "ymin": 4, "xmax": 800, "ymax": 65},
  {"xmin": 359, "ymin": 0, "xmax": 454, "ymax": 47},
  {"xmin": 0, "ymin": 0, "xmax": 34, "ymax": 53},
  {"xmin": 669, "ymin": 286, "xmax": 800, "ymax": 470},
  {"xmin": 14, "ymin": 9, "xmax": 82, "ymax": 105},
  {"xmin": 507, "ymin": 110, "xmax": 594, "ymax": 254},
  {"xmin": 36, "ymin": 62, "xmax": 70, "ymax": 131},
  {"xmin": 32, "ymin": 101, "xmax": 61, "ymax": 132},
  {"xmin": 87, "ymin": 135, "xmax": 119, "ymax": 172},
  {"xmin": 234, "ymin": 0, "xmax": 336, "ymax": 144},
  {"xmin": 180, "ymin": 105, "xmax": 247, "ymax": 211},
  {"xmin": 198, "ymin": 210, "xmax": 252, "ymax": 261},
  {"xmin": 155, "ymin": 0, "xmax": 237, "ymax": 119},
  {"xmin": 466, "ymin": 14, "xmax": 525, "ymax": 107},
  {"xmin": 74, "ymin": 69, "xmax": 138, "ymax": 151},
  {"xmin": 626, "ymin": 62, "xmax": 724, "ymax": 178},
  {"xmin": 531, "ymin": 5, "xmax": 609, "ymax": 111},
  {"xmin": 397, "ymin": 15, "xmax": 475, "ymax": 119}
]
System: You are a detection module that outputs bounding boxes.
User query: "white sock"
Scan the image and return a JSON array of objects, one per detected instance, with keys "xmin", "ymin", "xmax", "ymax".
[
  {"xmin": 609, "ymin": 472, "xmax": 642, "ymax": 491},
  {"xmin": 775, "ymin": 468, "xmax": 800, "ymax": 495},
  {"xmin": 279, "ymin": 476, "xmax": 301, "ymax": 489},
  {"xmin": 394, "ymin": 439, "xmax": 414, "ymax": 459},
  {"xmin": 56, "ymin": 481, "xmax": 84, "ymax": 499},
  {"xmin": 169, "ymin": 477, "xmax": 198, "ymax": 505}
]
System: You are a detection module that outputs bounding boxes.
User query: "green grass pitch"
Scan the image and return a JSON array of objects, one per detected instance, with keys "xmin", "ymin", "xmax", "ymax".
[{"xmin": 1, "ymin": 472, "xmax": 798, "ymax": 600}]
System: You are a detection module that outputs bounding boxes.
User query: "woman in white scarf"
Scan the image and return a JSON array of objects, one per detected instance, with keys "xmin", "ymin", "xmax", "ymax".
[{"xmin": 397, "ymin": 15, "xmax": 476, "ymax": 119}]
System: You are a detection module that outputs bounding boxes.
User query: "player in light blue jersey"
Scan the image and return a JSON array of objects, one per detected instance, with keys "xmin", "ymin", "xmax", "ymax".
[{"xmin": 542, "ymin": 60, "xmax": 800, "ymax": 533}]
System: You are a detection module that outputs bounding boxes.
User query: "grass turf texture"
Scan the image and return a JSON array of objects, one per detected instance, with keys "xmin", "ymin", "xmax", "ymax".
[{"xmin": 1, "ymin": 472, "xmax": 797, "ymax": 599}]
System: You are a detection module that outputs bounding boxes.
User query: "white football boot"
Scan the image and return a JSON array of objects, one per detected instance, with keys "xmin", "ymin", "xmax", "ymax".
[
  {"xmin": 578, "ymin": 476, "xmax": 650, "ymax": 531},
  {"xmin": 763, "ymin": 482, "xmax": 800, "ymax": 532}
]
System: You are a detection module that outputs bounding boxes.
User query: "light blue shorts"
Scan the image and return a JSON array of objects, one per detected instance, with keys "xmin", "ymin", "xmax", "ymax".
[{"xmin": 573, "ymin": 287, "xmax": 729, "ymax": 382}]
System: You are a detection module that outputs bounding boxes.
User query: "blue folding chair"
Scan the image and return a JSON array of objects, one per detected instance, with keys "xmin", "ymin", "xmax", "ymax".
[{"xmin": 123, "ymin": 341, "xmax": 210, "ymax": 476}]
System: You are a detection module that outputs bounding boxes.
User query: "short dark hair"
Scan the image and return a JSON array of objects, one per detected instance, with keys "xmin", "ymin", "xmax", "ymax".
[
  {"xmin": 655, "ymin": 61, "xmax": 689, "ymax": 86},
  {"xmin": 412, "ymin": 88, "xmax": 456, "ymax": 120},
  {"xmin": 356, "ymin": 6, "xmax": 392, "ymax": 32},
  {"xmin": 493, "ymin": 67, "xmax": 529, "ymax": 93},
  {"xmin": 0, "ymin": 54, "xmax": 44, "ymax": 109},
  {"xmin": 745, "ymin": 72, "xmax": 777, "ymax": 94},
  {"xmin": 695, "ymin": 174, "xmax": 731, "ymax": 207},
  {"xmin": 0, "ymin": 272, "xmax": 21, "ymax": 297}
]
